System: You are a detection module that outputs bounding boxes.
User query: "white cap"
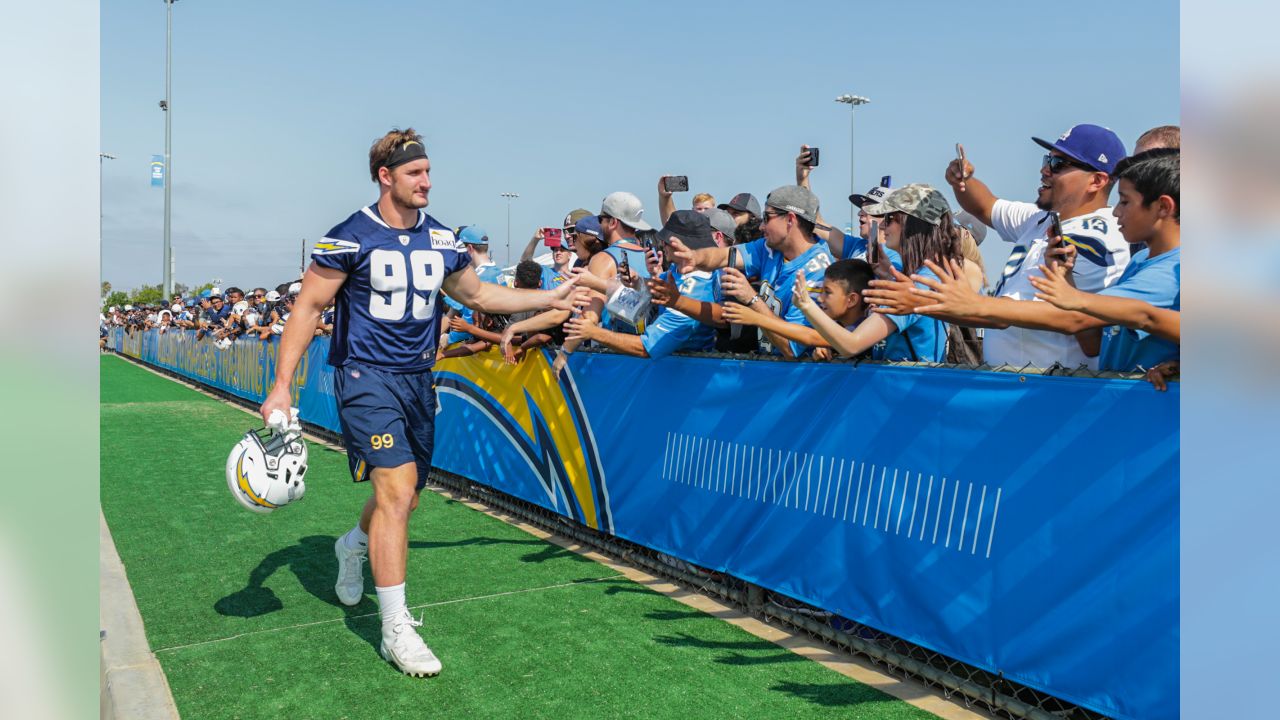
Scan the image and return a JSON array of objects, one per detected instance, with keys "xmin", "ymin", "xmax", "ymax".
[
  {"xmin": 265, "ymin": 290, "xmax": 281, "ymax": 302},
  {"xmin": 287, "ymin": 282, "xmax": 302, "ymax": 295},
  {"xmin": 109, "ymin": 306, "xmax": 118, "ymax": 312},
  {"xmin": 124, "ymin": 304, "xmax": 134, "ymax": 311},
  {"xmin": 233, "ymin": 301, "xmax": 249, "ymax": 313},
  {"xmin": 953, "ymin": 210, "xmax": 988, "ymax": 245},
  {"xmin": 209, "ymin": 287, "xmax": 221, "ymax": 296},
  {"xmin": 600, "ymin": 191, "xmax": 653, "ymax": 232},
  {"xmin": 171, "ymin": 303, "xmax": 182, "ymax": 313}
]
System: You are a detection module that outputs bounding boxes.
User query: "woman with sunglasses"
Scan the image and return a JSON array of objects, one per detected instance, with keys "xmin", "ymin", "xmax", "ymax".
[{"xmin": 795, "ymin": 184, "xmax": 960, "ymax": 362}]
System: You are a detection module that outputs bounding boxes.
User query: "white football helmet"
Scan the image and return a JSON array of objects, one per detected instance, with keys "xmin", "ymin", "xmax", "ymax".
[{"xmin": 226, "ymin": 425, "xmax": 308, "ymax": 513}]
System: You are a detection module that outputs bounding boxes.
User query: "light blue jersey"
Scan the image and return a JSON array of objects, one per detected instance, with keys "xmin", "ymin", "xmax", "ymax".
[
  {"xmin": 1097, "ymin": 247, "xmax": 1180, "ymax": 372},
  {"xmin": 540, "ymin": 265, "xmax": 570, "ymax": 290},
  {"xmin": 738, "ymin": 237, "xmax": 834, "ymax": 356},
  {"xmin": 876, "ymin": 265, "xmax": 948, "ymax": 363},
  {"xmin": 444, "ymin": 261, "xmax": 503, "ymax": 343},
  {"xmin": 641, "ymin": 268, "xmax": 718, "ymax": 359},
  {"xmin": 600, "ymin": 242, "xmax": 652, "ymax": 334}
]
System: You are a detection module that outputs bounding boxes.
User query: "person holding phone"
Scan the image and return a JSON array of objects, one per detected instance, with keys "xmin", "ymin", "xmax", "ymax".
[
  {"xmin": 918, "ymin": 123, "xmax": 1133, "ymax": 369},
  {"xmin": 669, "ymin": 185, "xmax": 834, "ymax": 358},
  {"xmin": 565, "ymin": 210, "xmax": 717, "ymax": 359},
  {"xmin": 870, "ymin": 149, "xmax": 1179, "ymax": 373}
]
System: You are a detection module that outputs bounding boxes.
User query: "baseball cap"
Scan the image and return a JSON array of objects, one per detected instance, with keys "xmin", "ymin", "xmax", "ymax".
[
  {"xmin": 209, "ymin": 292, "xmax": 223, "ymax": 300},
  {"xmin": 718, "ymin": 192, "xmax": 762, "ymax": 219},
  {"xmin": 209, "ymin": 287, "xmax": 221, "ymax": 296},
  {"xmin": 574, "ymin": 215, "xmax": 603, "ymax": 240},
  {"xmin": 600, "ymin": 191, "xmax": 654, "ymax": 232},
  {"xmin": 459, "ymin": 226, "xmax": 490, "ymax": 246},
  {"xmin": 657, "ymin": 210, "xmax": 716, "ymax": 251},
  {"xmin": 563, "ymin": 208, "xmax": 592, "ymax": 228},
  {"xmin": 124, "ymin": 304, "xmax": 133, "ymax": 311},
  {"xmin": 1032, "ymin": 123, "xmax": 1128, "ymax": 175},
  {"xmin": 764, "ymin": 185, "xmax": 820, "ymax": 224},
  {"xmin": 233, "ymin": 301, "xmax": 249, "ymax": 314},
  {"xmin": 953, "ymin": 210, "xmax": 988, "ymax": 245},
  {"xmin": 862, "ymin": 183, "xmax": 952, "ymax": 226},
  {"xmin": 287, "ymin": 281, "xmax": 302, "ymax": 295},
  {"xmin": 850, "ymin": 175, "xmax": 892, "ymax": 207},
  {"xmin": 265, "ymin": 290, "xmax": 281, "ymax": 302},
  {"xmin": 704, "ymin": 208, "xmax": 736, "ymax": 239}
]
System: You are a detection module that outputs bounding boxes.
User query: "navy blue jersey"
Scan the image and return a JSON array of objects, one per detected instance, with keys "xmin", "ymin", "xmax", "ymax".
[{"xmin": 312, "ymin": 205, "xmax": 471, "ymax": 372}]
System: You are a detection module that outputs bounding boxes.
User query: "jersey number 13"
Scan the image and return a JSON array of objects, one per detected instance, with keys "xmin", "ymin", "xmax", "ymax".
[{"xmin": 369, "ymin": 249, "xmax": 444, "ymax": 321}]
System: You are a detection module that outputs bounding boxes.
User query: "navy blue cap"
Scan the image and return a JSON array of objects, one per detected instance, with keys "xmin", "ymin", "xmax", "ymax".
[
  {"xmin": 574, "ymin": 215, "xmax": 603, "ymax": 240},
  {"xmin": 1032, "ymin": 124, "xmax": 1128, "ymax": 175}
]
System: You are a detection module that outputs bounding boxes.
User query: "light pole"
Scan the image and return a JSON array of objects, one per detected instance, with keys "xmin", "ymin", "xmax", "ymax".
[
  {"xmin": 99, "ymin": 152, "xmax": 116, "ymax": 290},
  {"xmin": 500, "ymin": 192, "xmax": 519, "ymax": 266},
  {"xmin": 835, "ymin": 94, "xmax": 870, "ymax": 234},
  {"xmin": 161, "ymin": 0, "xmax": 180, "ymax": 298}
]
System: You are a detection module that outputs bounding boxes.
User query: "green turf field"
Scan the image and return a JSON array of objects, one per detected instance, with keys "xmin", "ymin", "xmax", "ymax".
[{"xmin": 101, "ymin": 355, "xmax": 939, "ymax": 719}]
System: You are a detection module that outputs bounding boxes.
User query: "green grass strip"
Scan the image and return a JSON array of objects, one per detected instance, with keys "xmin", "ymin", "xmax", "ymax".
[{"xmin": 101, "ymin": 355, "xmax": 937, "ymax": 719}]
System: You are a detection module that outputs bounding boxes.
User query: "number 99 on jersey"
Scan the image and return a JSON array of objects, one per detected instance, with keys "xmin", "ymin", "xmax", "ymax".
[{"xmin": 370, "ymin": 433, "xmax": 395, "ymax": 450}]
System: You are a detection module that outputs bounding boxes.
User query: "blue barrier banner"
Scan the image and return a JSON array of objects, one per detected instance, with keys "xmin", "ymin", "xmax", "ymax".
[
  {"xmin": 109, "ymin": 329, "xmax": 1177, "ymax": 719},
  {"xmin": 109, "ymin": 328, "xmax": 341, "ymax": 432}
]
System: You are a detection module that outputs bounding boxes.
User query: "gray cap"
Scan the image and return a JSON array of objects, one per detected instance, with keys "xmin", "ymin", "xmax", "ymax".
[
  {"xmin": 600, "ymin": 191, "xmax": 654, "ymax": 232},
  {"xmin": 703, "ymin": 208, "xmax": 737, "ymax": 239},
  {"xmin": 764, "ymin": 185, "xmax": 820, "ymax": 224},
  {"xmin": 862, "ymin": 183, "xmax": 952, "ymax": 226},
  {"xmin": 718, "ymin": 192, "xmax": 762, "ymax": 219}
]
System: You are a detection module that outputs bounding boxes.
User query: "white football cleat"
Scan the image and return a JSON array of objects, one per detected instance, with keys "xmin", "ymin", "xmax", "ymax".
[
  {"xmin": 334, "ymin": 538, "xmax": 367, "ymax": 606},
  {"xmin": 380, "ymin": 611, "xmax": 442, "ymax": 677}
]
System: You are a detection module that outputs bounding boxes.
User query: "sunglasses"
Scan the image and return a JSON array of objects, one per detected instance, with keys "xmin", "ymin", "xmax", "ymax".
[
  {"xmin": 762, "ymin": 210, "xmax": 787, "ymax": 221},
  {"xmin": 1042, "ymin": 154, "xmax": 1096, "ymax": 174}
]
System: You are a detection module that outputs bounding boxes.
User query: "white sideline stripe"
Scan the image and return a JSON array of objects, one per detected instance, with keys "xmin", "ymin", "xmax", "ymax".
[
  {"xmin": 971, "ymin": 485, "xmax": 988, "ymax": 555},
  {"xmin": 932, "ymin": 478, "xmax": 947, "ymax": 545},
  {"xmin": 152, "ymin": 574, "xmax": 626, "ymax": 654},
  {"xmin": 861, "ymin": 464, "xmax": 875, "ymax": 526},
  {"xmin": 986, "ymin": 487, "xmax": 1003, "ymax": 559}
]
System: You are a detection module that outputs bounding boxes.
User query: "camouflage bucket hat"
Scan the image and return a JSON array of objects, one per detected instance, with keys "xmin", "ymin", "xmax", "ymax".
[{"xmin": 862, "ymin": 183, "xmax": 951, "ymax": 226}]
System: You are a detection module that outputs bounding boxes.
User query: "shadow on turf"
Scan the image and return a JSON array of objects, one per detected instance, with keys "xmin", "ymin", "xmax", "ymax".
[{"xmin": 214, "ymin": 534, "xmax": 578, "ymax": 621}]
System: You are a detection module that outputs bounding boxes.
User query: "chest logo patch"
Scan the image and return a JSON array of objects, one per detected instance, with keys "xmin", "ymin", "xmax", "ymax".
[
  {"xmin": 399, "ymin": 234, "xmax": 410, "ymax": 246},
  {"xmin": 429, "ymin": 229, "xmax": 457, "ymax": 249}
]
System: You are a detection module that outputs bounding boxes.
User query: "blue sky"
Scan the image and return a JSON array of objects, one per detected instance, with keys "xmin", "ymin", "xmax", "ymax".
[{"xmin": 102, "ymin": 0, "xmax": 1178, "ymax": 292}]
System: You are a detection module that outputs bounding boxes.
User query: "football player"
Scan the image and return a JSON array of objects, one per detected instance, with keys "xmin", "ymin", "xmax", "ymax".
[{"xmin": 259, "ymin": 128, "xmax": 581, "ymax": 678}]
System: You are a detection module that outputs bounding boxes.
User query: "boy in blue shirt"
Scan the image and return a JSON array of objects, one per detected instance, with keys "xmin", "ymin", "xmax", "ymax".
[{"xmin": 1027, "ymin": 148, "xmax": 1181, "ymax": 371}]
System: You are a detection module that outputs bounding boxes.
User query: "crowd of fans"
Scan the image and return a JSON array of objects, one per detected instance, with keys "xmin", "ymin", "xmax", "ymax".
[
  {"xmin": 103, "ymin": 122, "xmax": 1181, "ymax": 390},
  {"xmin": 100, "ymin": 281, "xmax": 334, "ymax": 349},
  {"xmin": 438, "ymin": 122, "xmax": 1181, "ymax": 389}
]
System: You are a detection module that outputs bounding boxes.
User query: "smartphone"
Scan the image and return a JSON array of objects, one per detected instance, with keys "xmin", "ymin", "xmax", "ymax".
[
  {"xmin": 663, "ymin": 175, "xmax": 689, "ymax": 193},
  {"xmin": 727, "ymin": 246, "xmax": 739, "ymax": 270},
  {"xmin": 619, "ymin": 250, "xmax": 631, "ymax": 277},
  {"xmin": 1047, "ymin": 211, "xmax": 1064, "ymax": 246},
  {"xmin": 543, "ymin": 227, "xmax": 564, "ymax": 246},
  {"xmin": 804, "ymin": 147, "xmax": 820, "ymax": 167},
  {"xmin": 955, "ymin": 143, "xmax": 966, "ymax": 189}
]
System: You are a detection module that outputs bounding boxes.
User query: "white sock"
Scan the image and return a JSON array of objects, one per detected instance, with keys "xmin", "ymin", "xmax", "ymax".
[
  {"xmin": 342, "ymin": 525, "xmax": 369, "ymax": 551},
  {"xmin": 376, "ymin": 583, "xmax": 407, "ymax": 630}
]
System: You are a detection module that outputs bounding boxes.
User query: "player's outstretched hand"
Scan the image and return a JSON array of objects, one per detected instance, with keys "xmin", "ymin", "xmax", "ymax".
[
  {"xmin": 647, "ymin": 275, "xmax": 679, "ymax": 307},
  {"xmin": 549, "ymin": 275, "xmax": 586, "ymax": 311}
]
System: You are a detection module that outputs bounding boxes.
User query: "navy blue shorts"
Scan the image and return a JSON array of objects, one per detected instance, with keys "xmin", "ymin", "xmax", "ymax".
[{"xmin": 333, "ymin": 360, "xmax": 437, "ymax": 491}]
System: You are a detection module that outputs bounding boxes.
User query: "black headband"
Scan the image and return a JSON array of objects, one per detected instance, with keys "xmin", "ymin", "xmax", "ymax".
[{"xmin": 384, "ymin": 140, "xmax": 428, "ymax": 170}]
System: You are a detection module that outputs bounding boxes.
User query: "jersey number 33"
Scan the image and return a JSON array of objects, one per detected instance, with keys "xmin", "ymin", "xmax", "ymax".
[{"xmin": 369, "ymin": 249, "xmax": 445, "ymax": 321}]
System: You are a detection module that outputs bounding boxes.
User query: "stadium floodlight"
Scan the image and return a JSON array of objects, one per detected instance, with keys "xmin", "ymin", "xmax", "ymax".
[
  {"xmin": 500, "ymin": 192, "xmax": 519, "ymax": 265},
  {"xmin": 835, "ymin": 94, "xmax": 871, "ymax": 232},
  {"xmin": 162, "ymin": 0, "xmax": 181, "ymax": 299}
]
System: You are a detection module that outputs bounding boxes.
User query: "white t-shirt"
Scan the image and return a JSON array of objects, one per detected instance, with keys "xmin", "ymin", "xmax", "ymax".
[{"xmin": 985, "ymin": 200, "xmax": 1130, "ymax": 369}]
